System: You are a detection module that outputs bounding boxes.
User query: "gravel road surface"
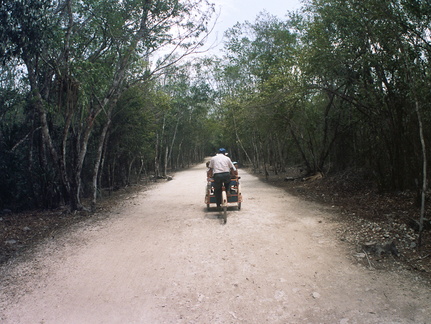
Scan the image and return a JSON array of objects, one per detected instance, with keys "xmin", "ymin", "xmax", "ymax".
[{"xmin": 1, "ymin": 162, "xmax": 430, "ymax": 323}]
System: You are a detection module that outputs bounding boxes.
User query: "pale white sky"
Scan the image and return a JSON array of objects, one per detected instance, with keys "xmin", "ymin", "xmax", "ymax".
[
  {"xmin": 207, "ymin": 0, "xmax": 303, "ymax": 54},
  {"xmin": 153, "ymin": 0, "xmax": 303, "ymax": 61}
]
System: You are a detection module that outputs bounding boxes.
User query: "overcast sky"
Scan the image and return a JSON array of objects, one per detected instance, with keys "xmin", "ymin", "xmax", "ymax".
[{"xmin": 206, "ymin": 0, "xmax": 303, "ymax": 54}]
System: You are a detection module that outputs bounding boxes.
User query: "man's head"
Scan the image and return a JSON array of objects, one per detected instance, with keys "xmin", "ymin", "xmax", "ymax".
[{"xmin": 218, "ymin": 148, "xmax": 226, "ymax": 154}]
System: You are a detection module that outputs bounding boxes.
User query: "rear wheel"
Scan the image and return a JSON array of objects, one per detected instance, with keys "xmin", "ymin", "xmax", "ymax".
[
  {"xmin": 223, "ymin": 206, "xmax": 227, "ymax": 224},
  {"xmin": 221, "ymin": 190, "xmax": 227, "ymax": 224},
  {"xmin": 237, "ymin": 185, "xmax": 242, "ymax": 211}
]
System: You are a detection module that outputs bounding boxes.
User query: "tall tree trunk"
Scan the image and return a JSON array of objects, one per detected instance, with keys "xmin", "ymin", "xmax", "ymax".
[
  {"xmin": 232, "ymin": 114, "xmax": 254, "ymax": 168},
  {"xmin": 415, "ymin": 100, "xmax": 427, "ymax": 251},
  {"xmin": 164, "ymin": 146, "xmax": 169, "ymax": 177},
  {"xmin": 154, "ymin": 132, "xmax": 160, "ymax": 178},
  {"xmin": 167, "ymin": 115, "xmax": 180, "ymax": 173},
  {"xmin": 26, "ymin": 61, "xmax": 76, "ymax": 208},
  {"xmin": 91, "ymin": 116, "xmax": 112, "ymax": 210},
  {"xmin": 127, "ymin": 157, "xmax": 136, "ymax": 185},
  {"xmin": 176, "ymin": 140, "xmax": 183, "ymax": 169},
  {"xmin": 98, "ymin": 129, "xmax": 110, "ymax": 195},
  {"xmin": 288, "ymin": 120, "xmax": 312, "ymax": 173}
]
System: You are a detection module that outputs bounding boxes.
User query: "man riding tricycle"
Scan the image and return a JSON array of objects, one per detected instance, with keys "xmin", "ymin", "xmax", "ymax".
[{"xmin": 205, "ymin": 148, "xmax": 242, "ymax": 224}]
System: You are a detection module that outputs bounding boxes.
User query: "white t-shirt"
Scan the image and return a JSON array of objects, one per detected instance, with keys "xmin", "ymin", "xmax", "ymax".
[{"xmin": 209, "ymin": 154, "xmax": 236, "ymax": 174}]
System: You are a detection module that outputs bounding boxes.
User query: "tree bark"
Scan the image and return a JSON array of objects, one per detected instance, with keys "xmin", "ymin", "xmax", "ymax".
[
  {"xmin": 415, "ymin": 99, "xmax": 427, "ymax": 250},
  {"xmin": 91, "ymin": 115, "xmax": 112, "ymax": 210}
]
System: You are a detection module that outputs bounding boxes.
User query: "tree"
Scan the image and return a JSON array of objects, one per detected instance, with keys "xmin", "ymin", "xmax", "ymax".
[
  {"xmin": 155, "ymin": 59, "xmax": 217, "ymax": 173},
  {"xmin": 0, "ymin": 0, "xmax": 215, "ymax": 210},
  {"xmin": 300, "ymin": 0, "xmax": 431, "ymax": 190},
  {"xmin": 219, "ymin": 12, "xmax": 305, "ymax": 171}
]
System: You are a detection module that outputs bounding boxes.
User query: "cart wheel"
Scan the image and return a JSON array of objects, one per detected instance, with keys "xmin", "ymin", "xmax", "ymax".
[
  {"xmin": 207, "ymin": 204, "xmax": 210, "ymax": 211},
  {"xmin": 223, "ymin": 206, "xmax": 227, "ymax": 224},
  {"xmin": 238, "ymin": 202, "xmax": 241, "ymax": 210},
  {"xmin": 221, "ymin": 190, "xmax": 228, "ymax": 224}
]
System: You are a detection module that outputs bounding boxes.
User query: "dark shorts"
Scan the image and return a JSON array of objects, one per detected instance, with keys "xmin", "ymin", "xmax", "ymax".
[{"xmin": 213, "ymin": 172, "xmax": 231, "ymax": 205}]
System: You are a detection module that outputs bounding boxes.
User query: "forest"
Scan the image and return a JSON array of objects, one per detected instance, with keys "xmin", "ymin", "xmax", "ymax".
[{"xmin": 1, "ymin": 0, "xmax": 430, "ymax": 232}]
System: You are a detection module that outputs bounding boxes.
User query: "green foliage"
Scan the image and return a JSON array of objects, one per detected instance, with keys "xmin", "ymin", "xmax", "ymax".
[
  {"xmin": 0, "ymin": 0, "xmax": 55, "ymax": 64},
  {"xmin": 112, "ymin": 85, "xmax": 158, "ymax": 158},
  {"xmin": 300, "ymin": 0, "xmax": 431, "ymax": 189},
  {"xmin": 218, "ymin": 12, "xmax": 303, "ymax": 168},
  {"xmin": 210, "ymin": 0, "xmax": 431, "ymax": 192},
  {"xmin": 0, "ymin": 0, "xmax": 215, "ymax": 210}
]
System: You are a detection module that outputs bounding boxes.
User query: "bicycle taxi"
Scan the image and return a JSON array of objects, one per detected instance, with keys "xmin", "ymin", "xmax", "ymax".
[{"xmin": 205, "ymin": 162, "xmax": 242, "ymax": 223}]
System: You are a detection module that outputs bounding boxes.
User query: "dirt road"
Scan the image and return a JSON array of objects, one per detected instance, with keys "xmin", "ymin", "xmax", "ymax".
[{"xmin": 1, "ymin": 162, "xmax": 430, "ymax": 323}]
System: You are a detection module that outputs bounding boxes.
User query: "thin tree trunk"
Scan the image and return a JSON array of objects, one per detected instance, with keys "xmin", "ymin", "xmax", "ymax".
[
  {"xmin": 167, "ymin": 115, "xmax": 180, "ymax": 172},
  {"xmin": 252, "ymin": 135, "xmax": 259, "ymax": 170},
  {"xmin": 164, "ymin": 146, "xmax": 169, "ymax": 177},
  {"xmin": 138, "ymin": 157, "xmax": 146, "ymax": 181},
  {"xmin": 154, "ymin": 132, "xmax": 160, "ymax": 179},
  {"xmin": 91, "ymin": 117, "xmax": 112, "ymax": 210},
  {"xmin": 288, "ymin": 121, "xmax": 312, "ymax": 172},
  {"xmin": 415, "ymin": 100, "xmax": 427, "ymax": 251},
  {"xmin": 176, "ymin": 140, "xmax": 183, "ymax": 169},
  {"xmin": 27, "ymin": 63, "xmax": 75, "ymax": 207},
  {"xmin": 232, "ymin": 114, "xmax": 254, "ymax": 168},
  {"xmin": 127, "ymin": 157, "xmax": 136, "ymax": 185},
  {"xmin": 97, "ymin": 129, "xmax": 110, "ymax": 197}
]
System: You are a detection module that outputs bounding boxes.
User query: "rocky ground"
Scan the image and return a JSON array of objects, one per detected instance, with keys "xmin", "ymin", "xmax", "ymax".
[{"xmin": 1, "ymin": 169, "xmax": 430, "ymax": 282}]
